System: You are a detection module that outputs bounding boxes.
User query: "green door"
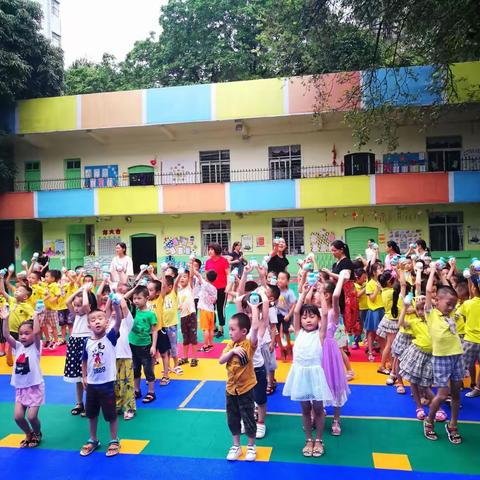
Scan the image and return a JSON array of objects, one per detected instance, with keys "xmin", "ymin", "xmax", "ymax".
[
  {"xmin": 345, "ymin": 227, "xmax": 378, "ymax": 259},
  {"xmin": 25, "ymin": 161, "xmax": 41, "ymax": 191},
  {"xmin": 64, "ymin": 158, "xmax": 81, "ymax": 189},
  {"xmin": 68, "ymin": 234, "xmax": 86, "ymax": 269}
]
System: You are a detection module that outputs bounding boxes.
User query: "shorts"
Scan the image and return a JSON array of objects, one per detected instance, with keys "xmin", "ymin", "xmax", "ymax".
[
  {"xmin": 85, "ymin": 382, "xmax": 117, "ymax": 422},
  {"xmin": 166, "ymin": 326, "xmax": 178, "ymax": 358},
  {"xmin": 253, "ymin": 366, "xmax": 267, "ymax": 406},
  {"xmin": 432, "ymin": 354, "xmax": 465, "ymax": 388},
  {"xmin": 199, "ymin": 310, "xmax": 214, "ymax": 331},
  {"xmin": 181, "ymin": 313, "xmax": 198, "ymax": 346},
  {"xmin": 226, "ymin": 388, "xmax": 256, "ymax": 438},
  {"xmin": 156, "ymin": 329, "xmax": 171, "ymax": 355},
  {"xmin": 15, "ymin": 383, "xmax": 45, "ymax": 407},
  {"xmin": 260, "ymin": 342, "xmax": 278, "ymax": 373},
  {"xmin": 130, "ymin": 344, "xmax": 155, "ymax": 382},
  {"xmin": 278, "ymin": 313, "xmax": 291, "ymax": 334},
  {"xmin": 463, "ymin": 340, "xmax": 480, "ymax": 368},
  {"xmin": 41, "ymin": 310, "xmax": 58, "ymax": 329},
  {"xmin": 58, "ymin": 309, "xmax": 73, "ymax": 327}
]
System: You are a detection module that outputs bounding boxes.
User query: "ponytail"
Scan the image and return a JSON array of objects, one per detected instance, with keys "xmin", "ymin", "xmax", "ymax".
[{"xmin": 331, "ymin": 240, "xmax": 351, "ymax": 259}]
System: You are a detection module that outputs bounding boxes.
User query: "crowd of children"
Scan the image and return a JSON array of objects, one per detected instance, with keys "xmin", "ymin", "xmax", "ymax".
[{"xmin": 0, "ymin": 237, "xmax": 479, "ymax": 460}]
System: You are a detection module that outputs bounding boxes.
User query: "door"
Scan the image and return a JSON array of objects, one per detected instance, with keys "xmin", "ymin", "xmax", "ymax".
[
  {"xmin": 25, "ymin": 161, "xmax": 41, "ymax": 191},
  {"xmin": 345, "ymin": 227, "xmax": 378, "ymax": 259},
  {"xmin": 131, "ymin": 234, "xmax": 157, "ymax": 272},
  {"xmin": 128, "ymin": 166, "xmax": 155, "ymax": 186},
  {"xmin": 0, "ymin": 221, "xmax": 14, "ymax": 268},
  {"xmin": 68, "ymin": 234, "xmax": 86, "ymax": 269},
  {"xmin": 344, "ymin": 153, "xmax": 375, "ymax": 176},
  {"xmin": 64, "ymin": 158, "xmax": 81, "ymax": 189}
]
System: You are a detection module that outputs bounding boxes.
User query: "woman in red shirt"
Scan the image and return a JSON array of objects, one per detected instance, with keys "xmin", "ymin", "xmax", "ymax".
[{"xmin": 205, "ymin": 243, "xmax": 230, "ymax": 338}]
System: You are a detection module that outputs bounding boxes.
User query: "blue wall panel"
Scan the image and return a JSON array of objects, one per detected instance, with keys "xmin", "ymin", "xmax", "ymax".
[
  {"xmin": 362, "ymin": 66, "xmax": 443, "ymax": 108},
  {"xmin": 453, "ymin": 171, "xmax": 480, "ymax": 202},
  {"xmin": 0, "ymin": 104, "xmax": 15, "ymax": 133},
  {"xmin": 230, "ymin": 180, "xmax": 296, "ymax": 211},
  {"xmin": 146, "ymin": 84, "xmax": 211, "ymax": 124},
  {"xmin": 37, "ymin": 189, "xmax": 95, "ymax": 218}
]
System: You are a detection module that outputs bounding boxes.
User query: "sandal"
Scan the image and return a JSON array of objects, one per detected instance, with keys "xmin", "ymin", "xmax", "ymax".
[
  {"xmin": 266, "ymin": 383, "xmax": 275, "ymax": 395},
  {"xmin": 312, "ymin": 439, "xmax": 325, "ymax": 457},
  {"xmin": 159, "ymin": 376, "xmax": 170, "ymax": 386},
  {"xmin": 80, "ymin": 439, "xmax": 101, "ymax": 456},
  {"xmin": 190, "ymin": 358, "xmax": 198, "ymax": 367},
  {"xmin": 396, "ymin": 384, "xmax": 406, "ymax": 394},
  {"xmin": 123, "ymin": 409, "xmax": 135, "ymax": 420},
  {"xmin": 445, "ymin": 423, "xmax": 462, "ymax": 445},
  {"xmin": 28, "ymin": 432, "xmax": 42, "ymax": 448},
  {"xmin": 416, "ymin": 408, "xmax": 426, "ymax": 420},
  {"xmin": 173, "ymin": 366, "xmax": 184, "ymax": 375},
  {"xmin": 178, "ymin": 358, "xmax": 189, "ymax": 366},
  {"xmin": 423, "ymin": 420, "xmax": 438, "ymax": 441},
  {"xmin": 106, "ymin": 439, "xmax": 121, "ymax": 457},
  {"xmin": 19, "ymin": 434, "xmax": 32, "ymax": 448},
  {"xmin": 134, "ymin": 390, "xmax": 142, "ymax": 399},
  {"xmin": 435, "ymin": 409, "xmax": 447, "ymax": 422},
  {"xmin": 71, "ymin": 403, "xmax": 84, "ymax": 416},
  {"xmin": 302, "ymin": 439, "xmax": 313, "ymax": 457},
  {"xmin": 331, "ymin": 419, "xmax": 341, "ymax": 436},
  {"xmin": 142, "ymin": 392, "xmax": 156, "ymax": 403},
  {"xmin": 377, "ymin": 367, "xmax": 390, "ymax": 375}
]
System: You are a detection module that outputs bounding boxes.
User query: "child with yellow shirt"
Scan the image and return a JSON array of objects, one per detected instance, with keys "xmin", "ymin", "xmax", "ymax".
[
  {"xmin": 161, "ymin": 275, "xmax": 181, "ymax": 375},
  {"xmin": 57, "ymin": 276, "xmax": 74, "ymax": 345},
  {"xmin": 364, "ymin": 263, "xmax": 384, "ymax": 362},
  {"xmin": 42, "ymin": 270, "xmax": 62, "ymax": 348},
  {"xmin": 424, "ymin": 266, "xmax": 463, "ymax": 444},
  {"xmin": 353, "ymin": 268, "xmax": 368, "ymax": 350},
  {"xmin": 27, "ymin": 272, "xmax": 46, "ymax": 309}
]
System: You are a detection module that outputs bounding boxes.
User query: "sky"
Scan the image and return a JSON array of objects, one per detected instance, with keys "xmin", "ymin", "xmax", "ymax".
[{"xmin": 61, "ymin": 0, "xmax": 168, "ymax": 66}]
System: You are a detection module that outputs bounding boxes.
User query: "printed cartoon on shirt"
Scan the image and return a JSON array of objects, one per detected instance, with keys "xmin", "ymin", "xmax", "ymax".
[
  {"xmin": 15, "ymin": 353, "xmax": 30, "ymax": 376},
  {"xmin": 92, "ymin": 343, "xmax": 106, "ymax": 374}
]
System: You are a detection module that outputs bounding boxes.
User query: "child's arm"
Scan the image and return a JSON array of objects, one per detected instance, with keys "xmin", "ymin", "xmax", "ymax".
[
  {"xmin": 256, "ymin": 264, "xmax": 267, "ymax": 288},
  {"xmin": 399, "ymin": 268, "xmax": 407, "ymax": 298},
  {"xmin": 4, "ymin": 273, "xmax": 15, "ymax": 295},
  {"xmin": 219, "ymin": 347, "xmax": 242, "ymax": 365},
  {"xmin": 398, "ymin": 305, "xmax": 409, "ymax": 329},
  {"xmin": 368, "ymin": 280, "xmax": 381, "ymax": 302},
  {"xmin": 0, "ymin": 274, "xmax": 11, "ymax": 301},
  {"xmin": 81, "ymin": 359, "xmax": 88, "ymax": 390},
  {"xmin": 237, "ymin": 263, "xmax": 252, "ymax": 296},
  {"xmin": 332, "ymin": 270, "xmax": 346, "ymax": 321},
  {"xmin": 318, "ymin": 285, "xmax": 328, "ymax": 344},
  {"xmin": 32, "ymin": 311, "xmax": 41, "ymax": 348},
  {"xmin": 111, "ymin": 300, "xmax": 123, "ymax": 334},
  {"xmin": 297, "ymin": 270, "xmax": 307, "ymax": 295},
  {"xmin": 293, "ymin": 286, "xmax": 308, "ymax": 335},
  {"xmin": 249, "ymin": 303, "xmax": 260, "ymax": 348},
  {"xmin": 96, "ymin": 280, "xmax": 106, "ymax": 304},
  {"xmin": 150, "ymin": 317, "xmax": 158, "ymax": 357},
  {"xmin": 1, "ymin": 309, "xmax": 17, "ymax": 349},
  {"xmin": 425, "ymin": 267, "xmax": 436, "ymax": 312},
  {"xmin": 284, "ymin": 296, "xmax": 296, "ymax": 324}
]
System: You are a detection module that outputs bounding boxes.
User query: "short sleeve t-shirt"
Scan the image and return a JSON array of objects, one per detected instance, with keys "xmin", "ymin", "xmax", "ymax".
[
  {"xmin": 454, "ymin": 302, "xmax": 465, "ymax": 336},
  {"xmin": 28, "ymin": 283, "xmax": 46, "ymax": 308},
  {"xmin": 381, "ymin": 288, "xmax": 402, "ymax": 320},
  {"xmin": 426, "ymin": 308, "xmax": 463, "ymax": 357},
  {"xmin": 128, "ymin": 310, "xmax": 157, "ymax": 346},
  {"xmin": 8, "ymin": 299, "xmax": 35, "ymax": 334},
  {"xmin": 110, "ymin": 255, "xmax": 134, "ymax": 283},
  {"xmin": 410, "ymin": 317, "xmax": 432, "ymax": 353},
  {"xmin": 82, "ymin": 329, "xmax": 118, "ymax": 384},
  {"xmin": 458, "ymin": 297, "xmax": 480, "ymax": 344},
  {"xmin": 148, "ymin": 297, "xmax": 164, "ymax": 330},
  {"xmin": 223, "ymin": 338, "xmax": 257, "ymax": 395},
  {"xmin": 44, "ymin": 282, "xmax": 62, "ymax": 310},
  {"xmin": 267, "ymin": 255, "xmax": 289, "ymax": 275},
  {"xmin": 162, "ymin": 291, "xmax": 179, "ymax": 328},
  {"xmin": 198, "ymin": 282, "xmax": 217, "ymax": 312},
  {"xmin": 332, "ymin": 257, "xmax": 355, "ymax": 280},
  {"xmin": 277, "ymin": 288, "xmax": 296, "ymax": 316},
  {"xmin": 11, "ymin": 341, "xmax": 43, "ymax": 388},
  {"xmin": 110, "ymin": 312, "xmax": 134, "ymax": 359},
  {"xmin": 366, "ymin": 279, "xmax": 384, "ymax": 310},
  {"xmin": 71, "ymin": 314, "xmax": 91, "ymax": 337},
  {"xmin": 178, "ymin": 286, "xmax": 196, "ymax": 318},
  {"xmin": 205, "ymin": 256, "xmax": 230, "ymax": 289},
  {"xmin": 354, "ymin": 282, "xmax": 368, "ymax": 310}
]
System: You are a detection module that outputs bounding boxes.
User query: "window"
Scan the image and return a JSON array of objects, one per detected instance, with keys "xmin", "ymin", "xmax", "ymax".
[
  {"xmin": 269, "ymin": 145, "xmax": 301, "ymax": 179},
  {"xmin": 128, "ymin": 165, "xmax": 154, "ymax": 186},
  {"xmin": 200, "ymin": 150, "xmax": 230, "ymax": 183},
  {"xmin": 427, "ymin": 136, "xmax": 461, "ymax": 172},
  {"xmin": 66, "ymin": 159, "xmax": 81, "ymax": 170},
  {"xmin": 25, "ymin": 161, "xmax": 40, "ymax": 172},
  {"xmin": 429, "ymin": 212, "xmax": 463, "ymax": 251},
  {"xmin": 344, "ymin": 153, "xmax": 376, "ymax": 176},
  {"xmin": 201, "ymin": 220, "xmax": 231, "ymax": 255},
  {"xmin": 86, "ymin": 225, "xmax": 95, "ymax": 255},
  {"xmin": 272, "ymin": 217, "xmax": 304, "ymax": 254},
  {"xmin": 52, "ymin": 32, "xmax": 61, "ymax": 47},
  {"xmin": 52, "ymin": 0, "xmax": 60, "ymax": 16}
]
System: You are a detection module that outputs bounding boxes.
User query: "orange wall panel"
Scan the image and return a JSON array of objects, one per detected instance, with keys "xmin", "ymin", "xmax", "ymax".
[
  {"xmin": 375, "ymin": 173, "xmax": 449, "ymax": 204},
  {"xmin": 163, "ymin": 184, "xmax": 225, "ymax": 213},
  {"xmin": 0, "ymin": 193, "xmax": 35, "ymax": 219}
]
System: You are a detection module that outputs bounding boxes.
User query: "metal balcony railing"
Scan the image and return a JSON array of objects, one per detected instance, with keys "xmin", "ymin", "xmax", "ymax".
[{"xmin": 11, "ymin": 158, "xmax": 480, "ymax": 192}]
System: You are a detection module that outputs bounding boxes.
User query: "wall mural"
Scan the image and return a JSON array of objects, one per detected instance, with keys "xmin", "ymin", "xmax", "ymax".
[
  {"xmin": 388, "ymin": 229, "xmax": 423, "ymax": 252},
  {"xmin": 163, "ymin": 235, "xmax": 197, "ymax": 255},
  {"xmin": 310, "ymin": 229, "xmax": 336, "ymax": 252}
]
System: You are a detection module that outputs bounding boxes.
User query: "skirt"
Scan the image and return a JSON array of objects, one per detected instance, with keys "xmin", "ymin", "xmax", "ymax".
[
  {"xmin": 64, "ymin": 336, "xmax": 88, "ymax": 383},
  {"xmin": 364, "ymin": 308, "xmax": 385, "ymax": 333},
  {"xmin": 16, "ymin": 383, "xmax": 45, "ymax": 407},
  {"xmin": 376, "ymin": 317, "xmax": 399, "ymax": 339},
  {"xmin": 322, "ymin": 337, "xmax": 350, "ymax": 407},
  {"xmin": 391, "ymin": 332, "xmax": 413, "ymax": 358},
  {"xmin": 399, "ymin": 343, "xmax": 433, "ymax": 387},
  {"xmin": 283, "ymin": 363, "xmax": 334, "ymax": 404}
]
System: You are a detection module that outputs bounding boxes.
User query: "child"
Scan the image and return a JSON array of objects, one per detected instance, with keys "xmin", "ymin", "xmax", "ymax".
[
  {"xmin": 276, "ymin": 271, "xmax": 297, "ymax": 360},
  {"xmin": 423, "ymin": 267, "xmax": 463, "ymax": 444},
  {"xmin": 177, "ymin": 268, "xmax": 198, "ymax": 367},
  {"xmin": 376, "ymin": 271, "xmax": 401, "ymax": 375},
  {"xmin": 64, "ymin": 284, "xmax": 94, "ymax": 416},
  {"xmin": 365, "ymin": 263, "xmax": 384, "ymax": 362},
  {"xmin": 80, "ymin": 307, "xmax": 122, "ymax": 457},
  {"xmin": 1, "ymin": 306, "xmax": 43, "ymax": 448},
  {"xmin": 27, "ymin": 271, "xmax": 46, "ymax": 309},
  {"xmin": 196, "ymin": 270, "xmax": 218, "ymax": 353},
  {"xmin": 264, "ymin": 284, "xmax": 280, "ymax": 395},
  {"xmin": 43, "ymin": 269, "xmax": 62, "ymax": 348},
  {"xmin": 57, "ymin": 276, "xmax": 73, "ymax": 345},
  {"xmin": 353, "ymin": 268, "xmax": 368, "ymax": 350},
  {"xmin": 161, "ymin": 275, "xmax": 182, "ymax": 375},
  {"xmin": 283, "ymin": 286, "xmax": 333, "ymax": 457},
  {"xmin": 128, "ymin": 286, "xmax": 157, "ymax": 403},
  {"xmin": 320, "ymin": 272, "xmax": 351, "ymax": 436},
  {"xmin": 219, "ymin": 308, "xmax": 260, "ymax": 462},
  {"xmin": 192, "ymin": 258, "xmax": 202, "ymax": 313}
]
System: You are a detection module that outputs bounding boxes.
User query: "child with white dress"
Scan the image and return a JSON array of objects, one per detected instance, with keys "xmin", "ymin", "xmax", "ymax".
[{"xmin": 283, "ymin": 285, "xmax": 333, "ymax": 457}]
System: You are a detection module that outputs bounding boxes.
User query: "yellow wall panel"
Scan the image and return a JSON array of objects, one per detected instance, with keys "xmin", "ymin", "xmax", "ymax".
[
  {"xmin": 97, "ymin": 187, "xmax": 159, "ymax": 216},
  {"xmin": 449, "ymin": 62, "xmax": 480, "ymax": 103},
  {"xmin": 215, "ymin": 78, "xmax": 284, "ymax": 120},
  {"xmin": 299, "ymin": 176, "xmax": 371, "ymax": 208},
  {"xmin": 18, "ymin": 96, "xmax": 77, "ymax": 133}
]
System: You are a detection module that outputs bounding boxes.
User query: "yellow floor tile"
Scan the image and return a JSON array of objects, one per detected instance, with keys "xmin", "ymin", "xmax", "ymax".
[
  {"xmin": 239, "ymin": 446, "xmax": 272, "ymax": 462},
  {"xmin": 372, "ymin": 452, "xmax": 412, "ymax": 471},
  {"xmin": 0, "ymin": 434, "xmax": 26, "ymax": 448},
  {"xmin": 119, "ymin": 439, "xmax": 150, "ymax": 454}
]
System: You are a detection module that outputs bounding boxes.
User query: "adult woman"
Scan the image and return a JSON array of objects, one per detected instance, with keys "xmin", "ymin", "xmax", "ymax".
[
  {"xmin": 205, "ymin": 242, "xmax": 230, "ymax": 338},
  {"xmin": 267, "ymin": 237, "xmax": 289, "ymax": 275},
  {"xmin": 109, "ymin": 242, "xmax": 134, "ymax": 284},
  {"xmin": 384, "ymin": 240, "xmax": 401, "ymax": 270},
  {"xmin": 229, "ymin": 241, "xmax": 245, "ymax": 277},
  {"xmin": 365, "ymin": 239, "xmax": 378, "ymax": 264},
  {"xmin": 413, "ymin": 239, "xmax": 429, "ymax": 260},
  {"xmin": 322, "ymin": 240, "xmax": 360, "ymax": 337}
]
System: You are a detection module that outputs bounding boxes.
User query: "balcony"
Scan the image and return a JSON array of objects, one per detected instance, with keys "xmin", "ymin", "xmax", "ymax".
[{"xmin": 11, "ymin": 158, "xmax": 480, "ymax": 193}]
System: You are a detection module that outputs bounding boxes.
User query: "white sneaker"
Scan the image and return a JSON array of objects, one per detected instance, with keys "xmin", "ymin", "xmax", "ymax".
[
  {"xmin": 245, "ymin": 444, "xmax": 256, "ymax": 461},
  {"xmin": 240, "ymin": 420, "xmax": 245, "ymax": 434},
  {"xmin": 226, "ymin": 445, "xmax": 242, "ymax": 461},
  {"xmin": 256, "ymin": 423, "xmax": 266, "ymax": 439}
]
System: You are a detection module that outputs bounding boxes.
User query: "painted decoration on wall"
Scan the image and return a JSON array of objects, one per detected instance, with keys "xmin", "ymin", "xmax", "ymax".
[
  {"xmin": 382, "ymin": 152, "xmax": 426, "ymax": 173},
  {"xmin": 388, "ymin": 229, "xmax": 423, "ymax": 252},
  {"xmin": 256, "ymin": 236, "xmax": 265, "ymax": 247},
  {"xmin": 163, "ymin": 235, "xmax": 196, "ymax": 255},
  {"xmin": 98, "ymin": 235, "xmax": 122, "ymax": 257},
  {"xmin": 241, "ymin": 235, "xmax": 253, "ymax": 251},
  {"xmin": 310, "ymin": 229, "xmax": 336, "ymax": 252},
  {"xmin": 43, "ymin": 239, "xmax": 65, "ymax": 256},
  {"xmin": 84, "ymin": 165, "xmax": 119, "ymax": 188},
  {"xmin": 468, "ymin": 227, "xmax": 480, "ymax": 244},
  {"xmin": 161, "ymin": 159, "xmax": 196, "ymax": 185}
]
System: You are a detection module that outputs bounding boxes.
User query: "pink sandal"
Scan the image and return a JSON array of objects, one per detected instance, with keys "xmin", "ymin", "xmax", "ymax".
[
  {"xmin": 435, "ymin": 409, "xmax": 447, "ymax": 422},
  {"xmin": 416, "ymin": 408, "xmax": 426, "ymax": 420}
]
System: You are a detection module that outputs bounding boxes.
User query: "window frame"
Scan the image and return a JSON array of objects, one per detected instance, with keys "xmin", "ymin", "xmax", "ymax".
[
  {"xmin": 199, "ymin": 150, "xmax": 230, "ymax": 183},
  {"xmin": 201, "ymin": 220, "xmax": 231, "ymax": 256},
  {"xmin": 52, "ymin": 0, "xmax": 60, "ymax": 16},
  {"xmin": 428, "ymin": 211, "xmax": 464, "ymax": 251},
  {"xmin": 426, "ymin": 135, "xmax": 462, "ymax": 172},
  {"xmin": 272, "ymin": 217, "xmax": 305, "ymax": 254},
  {"xmin": 268, "ymin": 144, "xmax": 302, "ymax": 180}
]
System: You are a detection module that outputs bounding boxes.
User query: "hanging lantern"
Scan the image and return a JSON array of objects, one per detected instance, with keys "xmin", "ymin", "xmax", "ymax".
[{"xmin": 352, "ymin": 211, "xmax": 358, "ymax": 221}]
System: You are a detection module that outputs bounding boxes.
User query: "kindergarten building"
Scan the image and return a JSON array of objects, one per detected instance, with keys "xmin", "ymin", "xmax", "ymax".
[{"xmin": 0, "ymin": 62, "xmax": 479, "ymax": 272}]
